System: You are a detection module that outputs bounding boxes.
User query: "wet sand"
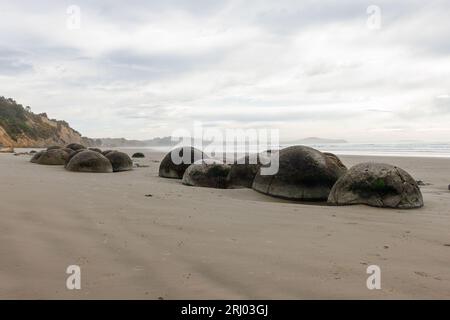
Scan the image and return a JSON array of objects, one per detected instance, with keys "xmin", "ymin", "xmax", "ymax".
[{"xmin": 0, "ymin": 150, "xmax": 449, "ymax": 299}]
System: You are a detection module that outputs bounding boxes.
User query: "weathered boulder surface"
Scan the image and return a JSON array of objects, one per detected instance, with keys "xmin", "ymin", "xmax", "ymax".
[
  {"xmin": 252, "ymin": 145, "xmax": 347, "ymax": 201},
  {"xmin": 104, "ymin": 151, "xmax": 133, "ymax": 172},
  {"xmin": 88, "ymin": 147, "xmax": 102, "ymax": 153},
  {"xmin": 66, "ymin": 150, "xmax": 113, "ymax": 173},
  {"xmin": 64, "ymin": 149, "xmax": 86, "ymax": 167},
  {"xmin": 30, "ymin": 150, "xmax": 45, "ymax": 163},
  {"xmin": 328, "ymin": 162, "xmax": 424, "ymax": 209},
  {"xmin": 324, "ymin": 152, "xmax": 347, "ymax": 171},
  {"xmin": 159, "ymin": 146, "xmax": 207, "ymax": 179},
  {"xmin": 182, "ymin": 163, "xmax": 231, "ymax": 189},
  {"xmin": 35, "ymin": 148, "xmax": 73, "ymax": 165}
]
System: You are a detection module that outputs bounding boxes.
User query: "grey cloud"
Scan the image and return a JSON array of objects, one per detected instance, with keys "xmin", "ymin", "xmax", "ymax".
[{"xmin": 0, "ymin": 47, "xmax": 33, "ymax": 75}]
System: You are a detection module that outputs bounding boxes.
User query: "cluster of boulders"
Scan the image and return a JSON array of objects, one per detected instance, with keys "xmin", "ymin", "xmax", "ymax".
[
  {"xmin": 158, "ymin": 145, "xmax": 424, "ymax": 209},
  {"xmin": 30, "ymin": 144, "xmax": 133, "ymax": 173}
]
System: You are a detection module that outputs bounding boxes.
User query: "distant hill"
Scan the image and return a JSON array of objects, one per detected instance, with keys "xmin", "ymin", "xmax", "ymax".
[
  {"xmin": 285, "ymin": 137, "xmax": 348, "ymax": 144},
  {"xmin": 0, "ymin": 96, "xmax": 94, "ymax": 148},
  {"xmin": 96, "ymin": 136, "xmax": 180, "ymax": 148}
]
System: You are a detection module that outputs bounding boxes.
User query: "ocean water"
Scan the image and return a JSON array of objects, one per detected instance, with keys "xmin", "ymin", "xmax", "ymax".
[
  {"xmin": 17, "ymin": 142, "xmax": 450, "ymax": 158},
  {"xmin": 136, "ymin": 142, "xmax": 450, "ymax": 158}
]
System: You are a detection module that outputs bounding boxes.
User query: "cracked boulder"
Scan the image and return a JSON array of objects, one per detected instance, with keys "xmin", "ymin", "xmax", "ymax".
[
  {"xmin": 252, "ymin": 145, "xmax": 347, "ymax": 200},
  {"xmin": 182, "ymin": 163, "xmax": 231, "ymax": 189},
  {"xmin": 328, "ymin": 162, "xmax": 423, "ymax": 209}
]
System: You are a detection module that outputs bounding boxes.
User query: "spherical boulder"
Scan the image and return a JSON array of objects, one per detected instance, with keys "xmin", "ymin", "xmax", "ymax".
[
  {"xmin": 159, "ymin": 146, "xmax": 207, "ymax": 179},
  {"xmin": 64, "ymin": 149, "xmax": 86, "ymax": 167},
  {"xmin": 65, "ymin": 143, "xmax": 86, "ymax": 151},
  {"xmin": 252, "ymin": 145, "xmax": 347, "ymax": 201},
  {"xmin": 328, "ymin": 162, "xmax": 423, "ymax": 209},
  {"xmin": 182, "ymin": 163, "xmax": 231, "ymax": 189},
  {"xmin": 132, "ymin": 152, "xmax": 145, "ymax": 158},
  {"xmin": 35, "ymin": 148, "xmax": 73, "ymax": 165},
  {"xmin": 66, "ymin": 150, "xmax": 113, "ymax": 173},
  {"xmin": 104, "ymin": 151, "xmax": 133, "ymax": 172},
  {"xmin": 30, "ymin": 151, "xmax": 45, "ymax": 163}
]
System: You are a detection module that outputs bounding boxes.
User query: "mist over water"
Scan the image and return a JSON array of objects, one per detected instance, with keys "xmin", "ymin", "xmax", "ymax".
[{"xmin": 122, "ymin": 142, "xmax": 450, "ymax": 158}]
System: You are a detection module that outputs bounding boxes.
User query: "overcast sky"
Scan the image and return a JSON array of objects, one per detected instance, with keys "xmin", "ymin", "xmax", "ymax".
[{"xmin": 1, "ymin": 0, "xmax": 450, "ymax": 142}]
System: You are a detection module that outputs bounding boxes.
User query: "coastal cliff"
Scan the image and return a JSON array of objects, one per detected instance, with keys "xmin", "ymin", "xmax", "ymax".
[{"xmin": 0, "ymin": 96, "xmax": 93, "ymax": 148}]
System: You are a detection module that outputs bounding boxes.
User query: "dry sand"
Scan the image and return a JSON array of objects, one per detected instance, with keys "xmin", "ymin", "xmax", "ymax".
[{"xmin": 0, "ymin": 150, "xmax": 449, "ymax": 299}]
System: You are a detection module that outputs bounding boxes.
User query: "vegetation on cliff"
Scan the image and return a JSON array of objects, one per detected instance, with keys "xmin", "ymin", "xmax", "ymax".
[{"xmin": 0, "ymin": 96, "xmax": 90, "ymax": 147}]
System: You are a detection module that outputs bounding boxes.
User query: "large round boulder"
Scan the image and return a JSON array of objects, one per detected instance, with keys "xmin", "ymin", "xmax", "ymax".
[
  {"xmin": 328, "ymin": 162, "xmax": 423, "ymax": 209},
  {"xmin": 66, "ymin": 150, "xmax": 113, "ymax": 173},
  {"xmin": 252, "ymin": 145, "xmax": 347, "ymax": 201},
  {"xmin": 104, "ymin": 151, "xmax": 133, "ymax": 172},
  {"xmin": 65, "ymin": 143, "xmax": 86, "ymax": 151},
  {"xmin": 182, "ymin": 163, "xmax": 231, "ymax": 189},
  {"xmin": 64, "ymin": 149, "xmax": 86, "ymax": 167},
  {"xmin": 30, "ymin": 150, "xmax": 45, "ymax": 163},
  {"xmin": 35, "ymin": 148, "xmax": 73, "ymax": 165},
  {"xmin": 159, "ymin": 146, "xmax": 207, "ymax": 179}
]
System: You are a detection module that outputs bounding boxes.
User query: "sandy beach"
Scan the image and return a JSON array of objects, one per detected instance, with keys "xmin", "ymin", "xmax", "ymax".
[{"xmin": 0, "ymin": 150, "xmax": 449, "ymax": 299}]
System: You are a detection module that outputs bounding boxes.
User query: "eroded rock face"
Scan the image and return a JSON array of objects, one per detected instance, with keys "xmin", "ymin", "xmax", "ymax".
[
  {"xmin": 328, "ymin": 162, "xmax": 423, "ymax": 209},
  {"xmin": 65, "ymin": 143, "xmax": 86, "ymax": 151},
  {"xmin": 104, "ymin": 151, "xmax": 133, "ymax": 172},
  {"xmin": 182, "ymin": 163, "xmax": 231, "ymax": 189},
  {"xmin": 252, "ymin": 145, "xmax": 347, "ymax": 201},
  {"xmin": 35, "ymin": 148, "xmax": 73, "ymax": 165},
  {"xmin": 66, "ymin": 150, "xmax": 113, "ymax": 173},
  {"xmin": 159, "ymin": 147, "xmax": 207, "ymax": 179}
]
